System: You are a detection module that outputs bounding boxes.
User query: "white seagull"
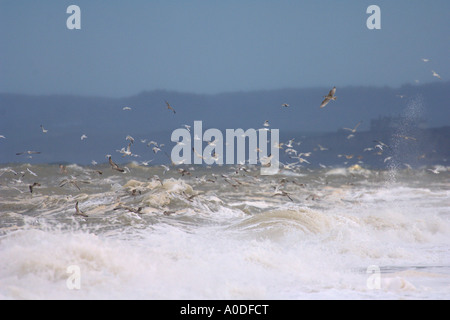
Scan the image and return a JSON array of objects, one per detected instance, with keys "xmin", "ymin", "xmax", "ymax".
[
  {"xmin": 27, "ymin": 168, "xmax": 38, "ymax": 177},
  {"xmin": 147, "ymin": 141, "xmax": 159, "ymax": 147},
  {"xmin": 81, "ymin": 134, "xmax": 88, "ymax": 141},
  {"xmin": 343, "ymin": 121, "xmax": 362, "ymax": 138},
  {"xmin": 285, "ymin": 139, "xmax": 295, "ymax": 148},
  {"xmin": 152, "ymin": 146, "xmax": 161, "ymax": 154},
  {"xmin": 140, "ymin": 160, "xmax": 153, "ymax": 166},
  {"xmin": 117, "ymin": 143, "xmax": 133, "ymax": 157},
  {"xmin": 343, "ymin": 121, "xmax": 362, "ymax": 133},
  {"xmin": 161, "ymin": 165, "xmax": 170, "ymax": 174},
  {"xmin": 126, "ymin": 135, "xmax": 135, "ymax": 144},
  {"xmin": 432, "ymin": 70, "xmax": 442, "ymax": 80}
]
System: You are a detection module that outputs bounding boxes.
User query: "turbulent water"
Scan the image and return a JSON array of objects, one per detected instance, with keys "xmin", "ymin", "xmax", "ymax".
[{"xmin": 0, "ymin": 162, "xmax": 449, "ymax": 300}]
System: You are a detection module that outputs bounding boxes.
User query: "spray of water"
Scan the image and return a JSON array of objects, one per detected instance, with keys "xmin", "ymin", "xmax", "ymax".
[{"xmin": 386, "ymin": 95, "xmax": 425, "ymax": 184}]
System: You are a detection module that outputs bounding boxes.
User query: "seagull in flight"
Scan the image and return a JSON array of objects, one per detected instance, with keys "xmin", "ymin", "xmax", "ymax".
[
  {"xmin": 140, "ymin": 160, "xmax": 153, "ymax": 166},
  {"xmin": 27, "ymin": 168, "xmax": 38, "ymax": 177},
  {"xmin": 373, "ymin": 140, "xmax": 391, "ymax": 151},
  {"xmin": 114, "ymin": 205, "xmax": 143, "ymax": 214},
  {"xmin": 75, "ymin": 201, "xmax": 88, "ymax": 217},
  {"xmin": 427, "ymin": 168, "xmax": 441, "ymax": 174},
  {"xmin": 147, "ymin": 140, "xmax": 159, "ymax": 148},
  {"xmin": 40, "ymin": 125, "xmax": 48, "ymax": 133},
  {"xmin": 161, "ymin": 165, "xmax": 170, "ymax": 174},
  {"xmin": 29, "ymin": 182, "xmax": 41, "ymax": 194},
  {"xmin": 125, "ymin": 135, "xmax": 135, "ymax": 144},
  {"xmin": 192, "ymin": 147, "xmax": 205, "ymax": 161},
  {"xmin": 16, "ymin": 151, "xmax": 41, "ymax": 156},
  {"xmin": 289, "ymin": 155, "xmax": 310, "ymax": 164},
  {"xmin": 285, "ymin": 139, "xmax": 295, "ymax": 148},
  {"xmin": 60, "ymin": 176, "xmax": 90, "ymax": 191},
  {"xmin": 109, "ymin": 156, "xmax": 125, "ymax": 173},
  {"xmin": 152, "ymin": 146, "xmax": 161, "ymax": 154},
  {"xmin": 319, "ymin": 87, "xmax": 337, "ymax": 108},
  {"xmin": 117, "ymin": 143, "xmax": 134, "ymax": 157},
  {"xmin": 81, "ymin": 134, "xmax": 88, "ymax": 141},
  {"xmin": 432, "ymin": 70, "xmax": 442, "ymax": 80},
  {"xmin": 281, "ymin": 103, "xmax": 290, "ymax": 108},
  {"xmin": 394, "ymin": 134, "xmax": 417, "ymax": 141},
  {"xmin": 165, "ymin": 100, "xmax": 176, "ymax": 114},
  {"xmin": 272, "ymin": 186, "xmax": 293, "ymax": 202},
  {"xmin": 343, "ymin": 121, "xmax": 362, "ymax": 133},
  {"xmin": 178, "ymin": 168, "xmax": 191, "ymax": 177},
  {"xmin": 123, "ymin": 107, "xmax": 132, "ymax": 111}
]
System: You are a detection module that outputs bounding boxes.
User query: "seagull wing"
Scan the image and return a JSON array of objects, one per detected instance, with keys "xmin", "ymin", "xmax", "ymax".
[
  {"xmin": 108, "ymin": 157, "xmax": 116, "ymax": 167},
  {"xmin": 71, "ymin": 181, "xmax": 81, "ymax": 191},
  {"xmin": 328, "ymin": 87, "xmax": 336, "ymax": 97},
  {"xmin": 109, "ymin": 157, "xmax": 125, "ymax": 172},
  {"xmin": 285, "ymin": 193, "xmax": 294, "ymax": 202},
  {"xmin": 319, "ymin": 97, "xmax": 330, "ymax": 108},
  {"xmin": 373, "ymin": 140, "xmax": 391, "ymax": 149},
  {"xmin": 75, "ymin": 202, "xmax": 88, "ymax": 217}
]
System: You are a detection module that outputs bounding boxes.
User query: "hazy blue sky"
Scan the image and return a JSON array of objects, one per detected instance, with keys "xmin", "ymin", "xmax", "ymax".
[{"xmin": 1, "ymin": 0, "xmax": 449, "ymax": 97}]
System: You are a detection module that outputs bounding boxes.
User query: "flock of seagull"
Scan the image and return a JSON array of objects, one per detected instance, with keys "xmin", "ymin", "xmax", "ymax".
[
  {"xmin": 0, "ymin": 85, "xmax": 335, "ymax": 216},
  {"xmin": 0, "ymin": 58, "xmax": 446, "ymax": 217}
]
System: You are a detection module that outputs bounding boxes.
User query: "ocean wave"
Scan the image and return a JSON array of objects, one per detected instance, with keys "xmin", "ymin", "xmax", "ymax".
[{"xmin": 0, "ymin": 164, "xmax": 449, "ymax": 299}]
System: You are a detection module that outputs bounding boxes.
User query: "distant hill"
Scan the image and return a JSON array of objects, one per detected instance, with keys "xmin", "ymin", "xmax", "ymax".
[{"xmin": 0, "ymin": 82, "xmax": 449, "ymax": 165}]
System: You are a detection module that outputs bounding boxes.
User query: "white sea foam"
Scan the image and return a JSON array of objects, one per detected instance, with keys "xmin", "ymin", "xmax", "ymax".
[{"xmin": 0, "ymin": 165, "xmax": 449, "ymax": 299}]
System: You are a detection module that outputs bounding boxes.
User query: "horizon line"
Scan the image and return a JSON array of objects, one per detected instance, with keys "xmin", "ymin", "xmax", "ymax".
[{"xmin": 0, "ymin": 80, "xmax": 448, "ymax": 100}]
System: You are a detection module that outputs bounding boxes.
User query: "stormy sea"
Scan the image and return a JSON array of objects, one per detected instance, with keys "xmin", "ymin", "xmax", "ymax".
[{"xmin": 0, "ymin": 162, "xmax": 449, "ymax": 300}]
